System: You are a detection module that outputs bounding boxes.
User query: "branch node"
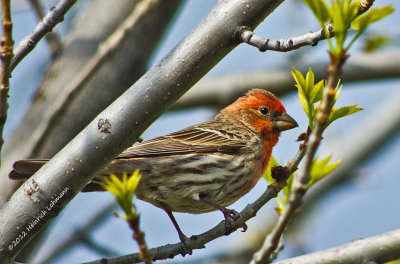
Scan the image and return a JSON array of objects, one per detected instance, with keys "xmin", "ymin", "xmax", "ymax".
[{"xmin": 234, "ymin": 25, "xmax": 253, "ymax": 43}]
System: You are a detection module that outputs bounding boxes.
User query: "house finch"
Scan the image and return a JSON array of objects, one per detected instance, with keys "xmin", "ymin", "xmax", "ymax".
[{"xmin": 10, "ymin": 89, "xmax": 297, "ymax": 243}]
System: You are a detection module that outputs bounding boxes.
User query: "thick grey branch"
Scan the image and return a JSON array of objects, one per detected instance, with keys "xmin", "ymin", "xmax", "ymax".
[
  {"xmin": 29, "ymin": 0, "xmax": 167, "ymax": 161},
  {"xmin": 0, "ymin": 0, "xmax": 285, "ymax": 262},
  {"xmin": 275, "ymin": 229, "xmax": 400, "ymax": 264},
  {"xmin": 3, "ymin": 1, "xmax": 183, "ymax": 261}
]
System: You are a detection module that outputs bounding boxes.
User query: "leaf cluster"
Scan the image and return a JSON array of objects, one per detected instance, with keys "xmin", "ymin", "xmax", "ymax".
[
  {"xmin": 99, "ymin": 170, "xmax": 142, "ymax": 219},
  {"xmin": 302, "ymin": 0, "xmax": 394, "ymax": 60},
  {"xmin": 264, "ymin": 65, "xmax": 363, "ymax": 213},
  {"xmin": 292, "ymin": 67, "xmax": 362, "ymax": 130},
  {"xmin": 263, "ymin": 155, "xmax": 341, "ymax": 214}
]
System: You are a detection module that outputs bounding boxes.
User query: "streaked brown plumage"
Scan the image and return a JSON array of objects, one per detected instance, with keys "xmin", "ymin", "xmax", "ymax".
[{"xmin": 10, "ymin": 89, "xmax": 297, "ymax": 240}]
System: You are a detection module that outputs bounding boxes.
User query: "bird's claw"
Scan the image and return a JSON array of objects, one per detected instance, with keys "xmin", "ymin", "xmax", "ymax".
[
  {"xmin": 223, "ymin": 209, "xmax": 240, "ymax": 235},
  {"xmin": 178, "ymin": 234, "xmax": 193, "ymax": 256},
  {"xmin": 179, "ymin": 244, "xmax": 193, "ymax": 256},
  {"xmin": 227, "ymin": 209, "xmax": 240, "ymax": 220}
]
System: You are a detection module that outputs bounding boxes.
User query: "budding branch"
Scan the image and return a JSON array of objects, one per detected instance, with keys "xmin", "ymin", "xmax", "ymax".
[{"xmin": 0, "ymin": 0, "xmax": 14, "ymax": 160}]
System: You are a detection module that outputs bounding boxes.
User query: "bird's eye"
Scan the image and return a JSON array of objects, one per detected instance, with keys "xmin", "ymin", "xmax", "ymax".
[{"xmin": 260, "ymin": 107, "xmax": 269, "ymax": 115}]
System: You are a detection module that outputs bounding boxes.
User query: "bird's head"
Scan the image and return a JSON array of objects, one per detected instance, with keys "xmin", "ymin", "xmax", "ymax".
[{"xmin": 219, "ymin": 89, "xmax": 298, "ymax": 136}]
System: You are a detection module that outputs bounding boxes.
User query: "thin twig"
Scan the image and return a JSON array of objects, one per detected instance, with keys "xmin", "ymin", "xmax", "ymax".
[
  {"xmin": 238, "ymin": 25, "xmax": 333, "ymax": 52},
  {"xmin": 254, "ymin": 61, "xmax": 341, "ymax": 264},
  {"xmin": 82, "ymin": 186, "xmax": 276, "ymax": 264},
  {"xmin": 27, "ymin": 0, "xmax": 63, "ymax": 58},
  {"xmin": 251, "ymin": 55, "xmax": 337, "ymax": 264},
  {"xmin": 81, "ymin": 144, "xmax": 307, "ymax": 264},
  {"xmin": 357, "ymin": 0, "xmax": 375, "ymax": 17},
  {"xmin": 239, "ymin": 0, "xmax": 374, "ymax": 53},
  {"xmin": 128, "ymin": 214, "xmax": 152, "ymax": 264},
  {"xmin": 30, "ymin": 0, "xmax": 161, "ymax": 157},
  {"xmin": 0, "ymin": 0, "xmax": 14, "ymax": 162},
  {"xmin": 11, "ymin": 0, "xmax": 77, "ymax": 71},
  {"xmin": 250, "ymin": 2, "xmax": 376, "ymax": 263}
]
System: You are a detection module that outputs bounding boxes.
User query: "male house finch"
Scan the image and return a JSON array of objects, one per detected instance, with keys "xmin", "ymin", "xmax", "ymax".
[{"xmin": 10, "ymin": 89, "xmax": 297, "ymax": 243}]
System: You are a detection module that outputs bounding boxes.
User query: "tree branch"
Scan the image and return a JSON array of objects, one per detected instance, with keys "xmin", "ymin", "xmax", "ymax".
[
  {"xmin": 238, "ymin": 0, "xmax": 374, "ymax": 53},
  {"xmin": 238, "ymin": 25, "xmax": 333, "ymax": 52},
  {"xmin": 0, "ymin": 0, "xmax": 14, "ymax": 162},
  {"xmin": 171, "ymin": 49, "xmax": 400, "ymax": 110},
  {"xmin": 128, "ymin": 214, "xmax": 152, "ymax": 264},
  {"xmin": 10, "ymin": 0, "xmax": 77, "ymax": 71},
  {"xmin": 279, "ymin": 89, "xmax": 400, "ymax": 261},
  {"xmin": 275, "ymin": 229, "xmax": 400, "ymax": 264},
  {"xmin": 303, "ymin": 88, "xmax": 400, "ymax": 208},
  {"xmin": 83, "ymin": 184, "xmax": 281, "ymax": 264},
  {"xmin": 251, "ymin": 1, "xmax": 376, "ymax": 261},
  {"xmin": 80, "ymin": 138, "xmax": 307, "ymax": 264},
  {"xmin": 0, "ymin": 0, "xmax": 183, "ymax": 209},
  {"xmin": 252, "ymin": 58, "xmax": 341, "ymax": 264},
  {"xmin": 251, "ymin": 54, "xmax": 341, "ymax": 263},
  {"xmin": 0, "ymin": 0, "xmax": 286, "ymax": 262},
  {"xmin": 29, "ymin": 0, "xmax": 166, "ymax": 159},
  {"xmin": 27, "ymin": 0, "xmax": 63, "ymax": 58}
]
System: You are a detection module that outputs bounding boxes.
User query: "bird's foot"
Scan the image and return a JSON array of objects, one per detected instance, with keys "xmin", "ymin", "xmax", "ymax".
[
  {"xmin": 222, "ymin": 208, "xmax": 240, "ymax": 235},
  {"xmin": 178, "ymin": 233, "xmax": 193, "ymax": 256},
  {"xmin": 197, "ymin": 198, "xmax": 242, "ymax": 235}
]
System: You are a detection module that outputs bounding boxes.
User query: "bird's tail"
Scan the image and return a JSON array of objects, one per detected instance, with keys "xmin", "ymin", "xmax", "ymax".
[
  {"xmin": 9, "ymin": 159, "xmax": 49, "ymax": 180},
  {"xmin": 9, "ymin": 159, "xmax": 106, "ymax": 192}
]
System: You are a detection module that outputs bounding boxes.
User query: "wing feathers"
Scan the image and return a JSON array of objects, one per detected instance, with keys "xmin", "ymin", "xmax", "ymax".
[
  {"xmin": 117, "ymin": 124, "xmax": 248, "ymax": 159},
  {"xmin": 9, "ymin": 159, "xmax": 48, "ymax": 179}
]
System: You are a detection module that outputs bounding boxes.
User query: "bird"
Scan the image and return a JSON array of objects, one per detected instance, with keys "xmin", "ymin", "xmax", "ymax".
[{"xmin": 9, "ymin": 89, "xmax": 297, "ymax": 244}]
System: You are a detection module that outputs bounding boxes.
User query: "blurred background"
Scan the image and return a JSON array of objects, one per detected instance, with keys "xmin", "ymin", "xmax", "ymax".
[{"xmin": 2, "ymin": 0, "xmax": 400, "ymax": 263}]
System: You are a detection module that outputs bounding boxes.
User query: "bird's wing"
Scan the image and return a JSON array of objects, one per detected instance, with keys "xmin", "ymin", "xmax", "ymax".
[{"xmin": 116, "ymin": 122, "xmax": 248, "ymax": 159}]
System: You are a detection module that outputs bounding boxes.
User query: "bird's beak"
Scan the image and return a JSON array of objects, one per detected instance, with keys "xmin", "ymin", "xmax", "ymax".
[{"xmin": 273, "ymin": 113, "xmax": 298, "ymax": 131}]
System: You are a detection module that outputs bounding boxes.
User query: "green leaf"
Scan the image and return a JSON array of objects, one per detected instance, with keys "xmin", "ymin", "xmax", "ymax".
[
  {"xmin": 299, "ymin": 89, "xmax": 311, "ymax": 120},
  {"xmin": 302, "ymin": 0, "xmax": 331, "ymax": 24},
  {"xmin": 283, "ymin": 173, "xmax": 294, "ymax": 203},
  {"xmin": 328, "ymin": 104, "xmax": 363, "ymax": 126},
  {"xmin": 309, "ymin": 156, "xmax": 342, "ymax": 186},
  {"xmin": 305, "ymin": 67, "xmax": 315, "ymax": 94},
  {"xmin": 331, "ymin": 0, "xmax": 346, "ymax": 48},
  {"xmin": 126, "ymin": 170, "xmax": 141, "ymax": 197},
  {"xmin": 310, "ymin": 79, "xmax": 324, "ymax": 104},
  {"xmin": 275, "ymin": 195, "xmax": 285, "ymax": 215},
  {"xmin": 292, "ymin": 67, "xmax": 306, "ymax": 88},
  {"xmin": 305, "ymin": 69, "xmax": 317, "ymax": 118},
  {"xmin": 344, "ymin": 0, "xmax": 360, "ymax": 26},
  {"xmin": 352, "ymin": 6, "xmax": 395, "ymax": 34},
  {"xmin": 363, "ymin": 34, "xmax": 391, "ymax": 52},
  {"xmin": 329, "ymin": 0, "xmax": 360, "ymax": 58},
  {"xmin": 292, "ymin": 67, "xmax": 327, "ymax": 128},
  {"xmin": 263, "ymin": 155, "xmax": 279, "ymax": 184},
  {"xmin": 292, "ymin": 68, "xmax": 311, "ymax": 121},
  {"xmin": 331, "ymin": 80, "xmax": 342, "ymax": 107}
]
